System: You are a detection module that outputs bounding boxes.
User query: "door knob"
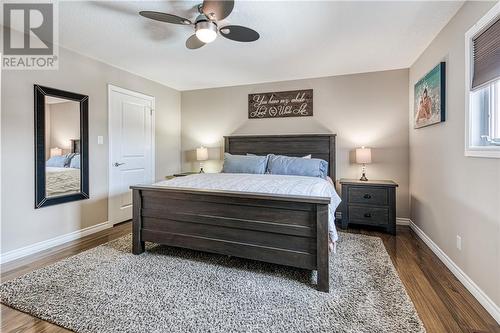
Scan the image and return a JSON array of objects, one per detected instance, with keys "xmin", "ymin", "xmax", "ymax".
[{"xmin": 113, "ymin": 162, "xmax": 125, "ymax": 167}]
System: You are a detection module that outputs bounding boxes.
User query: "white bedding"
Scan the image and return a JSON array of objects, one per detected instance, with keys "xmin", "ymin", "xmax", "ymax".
[
  {"xmin": 46, "ymin": 167, "xmax": 81, "ymax": 197},
  {"xmin": 156, "ymin": 173, "xmax": 341, "ymax": 242}
]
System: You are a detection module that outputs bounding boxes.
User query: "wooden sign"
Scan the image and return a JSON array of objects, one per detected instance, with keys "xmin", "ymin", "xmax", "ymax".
[{"xmin": 248, "ymin": 89, "xmax": 313, "ymax": 119}]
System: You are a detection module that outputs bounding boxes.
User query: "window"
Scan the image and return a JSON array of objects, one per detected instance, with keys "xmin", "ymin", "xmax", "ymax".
[
  {"xmin": 465, "ymin": 2, "xmax": 500, "ymax": 158},
  {"xmin": 470, "ymin": 79, "xmax": 500, "ymax": 146}
]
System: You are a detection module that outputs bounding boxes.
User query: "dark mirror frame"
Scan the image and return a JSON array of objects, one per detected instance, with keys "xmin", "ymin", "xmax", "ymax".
[{"xmin": 34, "ymin": 85, "xmax": 89, "ymax": 208}]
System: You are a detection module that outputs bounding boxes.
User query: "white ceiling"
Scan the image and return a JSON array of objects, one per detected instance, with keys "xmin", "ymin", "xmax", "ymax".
[{"xmin": 58, "ymin": 1, "xmax": 463, "ymax": 91}]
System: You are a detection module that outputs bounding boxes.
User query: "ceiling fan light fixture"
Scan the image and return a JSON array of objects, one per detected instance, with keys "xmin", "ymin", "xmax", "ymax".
[
  {"xmin": 195, "ymin": 20, "xmax": 217, "ymax": 44},
  {"xmin": 139, "ymin": 0, "xmax": 259, "ymax": 49}
]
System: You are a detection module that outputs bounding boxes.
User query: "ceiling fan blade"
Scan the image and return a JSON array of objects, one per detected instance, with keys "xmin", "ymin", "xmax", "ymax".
[
  {"xmin": 139, "ymin": 11, "xmax": 192, "ymax": 25},
  {"xmin": 186, "ymin": 35, "xmax": 206, "ymax": 49},
  {"xmin": 219, "ymin": 25, "xmax": 259, "ymax": 42},
  {"xmin": 202, "ymin": 0, "xmax": 234, "ymax": 20}
]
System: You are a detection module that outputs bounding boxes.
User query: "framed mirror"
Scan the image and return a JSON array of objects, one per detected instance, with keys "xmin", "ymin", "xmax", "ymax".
[{"xmin": 34, "ymin": 85, "xmax": 89, "ymax": 208}]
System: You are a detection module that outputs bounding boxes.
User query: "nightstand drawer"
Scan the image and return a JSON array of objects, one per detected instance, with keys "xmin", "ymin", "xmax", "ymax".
[
  {"xmin": 348, "ymin": 187, "xmax": 388, "ymax": 206},
  {"xmin": 348, "ymin": 205, "xmax": 389, "ymax": 225}
]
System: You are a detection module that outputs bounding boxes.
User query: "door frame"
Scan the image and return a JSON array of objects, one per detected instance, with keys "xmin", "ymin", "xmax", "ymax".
[{"xmin": 107, "ymin": 84, "xmax": 155, "ymax": 225}]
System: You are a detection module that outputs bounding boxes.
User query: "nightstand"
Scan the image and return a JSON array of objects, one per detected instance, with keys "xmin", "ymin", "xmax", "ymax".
[
  {"xmin": 165, "ymin": 172, "xmax": 198, "ymax": 180},
  {"xmin": 339, "ymin": 179, "xmax": 398, "ymax": 235}
]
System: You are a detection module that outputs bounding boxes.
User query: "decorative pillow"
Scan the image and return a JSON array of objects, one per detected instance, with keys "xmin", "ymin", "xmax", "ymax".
[
  {"xmin": 266, "ymin": 154, "xmax": 328, "ymax": 179},
  {"xmin": 64, "ymin": 153, "xmax": 76, "ymax": 167},
  {"xmin": 222, "ymin": 153, "xmax": 268, "ymax": 174},
  {"xmin": 46, "ymin": 155, "xmax": 67, "ymax": 167},
  {"xmin": 69, "ymin": 154, "xmax": 80, "ymax": 169}
]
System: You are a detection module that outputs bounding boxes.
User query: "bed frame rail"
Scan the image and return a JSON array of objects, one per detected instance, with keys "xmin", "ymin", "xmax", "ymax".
[{"xmin": 131, "ymin": 185, "xmax": 330, "ymax": 292}]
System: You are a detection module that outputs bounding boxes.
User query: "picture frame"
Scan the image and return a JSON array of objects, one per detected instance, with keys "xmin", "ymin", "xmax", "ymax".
[{"xmin": 413, "ymin": 62, "xmax": 446, "ymax": 129}]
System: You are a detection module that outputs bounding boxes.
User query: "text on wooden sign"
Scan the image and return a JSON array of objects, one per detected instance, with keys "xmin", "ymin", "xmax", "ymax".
[{"xmin": 248, "ymin": 89, "xmax": 313, "ymax": 119}]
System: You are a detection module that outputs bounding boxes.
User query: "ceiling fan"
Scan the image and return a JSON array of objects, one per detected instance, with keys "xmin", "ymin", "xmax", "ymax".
[{"xmin": 139, "ymin": 0, "xmax": 259, "ymax": 49}]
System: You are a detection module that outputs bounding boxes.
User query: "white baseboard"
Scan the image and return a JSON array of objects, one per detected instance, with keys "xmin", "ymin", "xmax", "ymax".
[
  {"xmin": 0, "ymin": 221, "xmax": 112, "ymax": 264},
  {"xmin": 409, "ymin": 221, "xmax": 500, "ymax": 324},
  {"xmin": 396, "ymin": 217, "xmax": 411, "ymax": 226}
]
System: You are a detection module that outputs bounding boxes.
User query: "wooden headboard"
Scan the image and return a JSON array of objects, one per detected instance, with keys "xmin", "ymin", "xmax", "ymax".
[
  {"xmin": 224, "ymin": 134, "xmax": 336, "ymax": 180},
  {"xmin": 71, "ymin": 139, "xmax": 81, "ymax": 154}
]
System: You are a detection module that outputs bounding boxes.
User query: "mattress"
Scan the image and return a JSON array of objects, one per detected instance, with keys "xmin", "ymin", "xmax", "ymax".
[
  {"xmin": 156, "ymin": 173, "xmax": 341, "ymax": 242},
  {"xmin": 46, "ymin": 167, "xmax": 81, "ymax": 197}
]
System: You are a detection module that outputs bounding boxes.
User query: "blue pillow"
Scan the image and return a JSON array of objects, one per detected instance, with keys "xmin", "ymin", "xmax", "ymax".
[
  {"xmin": 222, "ymin": 153, "xmax": 268, "ymax": 174},
  {"xmin": 266, "ymin": 154, "xmax": 328, "ymax": 179},
  {"xmin": 69, "ymin": 154, "xmax": 80, "ymax": 169},
  {"xmin": 46, "ymin": 155, "xmax": 67, "ymax": 167}
]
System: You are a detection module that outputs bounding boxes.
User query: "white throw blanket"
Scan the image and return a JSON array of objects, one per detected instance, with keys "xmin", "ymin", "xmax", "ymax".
[
  {"xmin": 156, "ymin": 173, "xmax": 341, "ymax": 242},
  {"xmin": 46, "ymin": 167, "xmax": 80, "ymax": 196}
]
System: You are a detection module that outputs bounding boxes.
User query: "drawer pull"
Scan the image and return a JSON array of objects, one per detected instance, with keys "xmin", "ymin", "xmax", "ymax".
[
  {"xmin": 363, "ymin": 194, "xmax": 372, "ymax": 199},
  {"xmin": 364, "ymin": 213, "xmax": 372, "ymax": 218}
]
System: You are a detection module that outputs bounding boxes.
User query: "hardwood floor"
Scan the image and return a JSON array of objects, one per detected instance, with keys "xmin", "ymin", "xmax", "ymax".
[{"xmin": 1, "ymin": 222, "xmax": 499, "ymax": 333}]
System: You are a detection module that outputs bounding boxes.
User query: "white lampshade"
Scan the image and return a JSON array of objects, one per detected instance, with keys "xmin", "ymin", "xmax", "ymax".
[
  {"xmin": 196, "ymin": 146, "xmax": 208, "ymax": 161},
  {"xmin": 50, "ymin": 147, "xmax": 63, "ymax": 157},
  {"xmin": 355, "ymin": 147, "xmax": 372, "ymax": 164},
  {"xmin": 195, "ymin": 21, "xmax": 217, "ymax": 43}
]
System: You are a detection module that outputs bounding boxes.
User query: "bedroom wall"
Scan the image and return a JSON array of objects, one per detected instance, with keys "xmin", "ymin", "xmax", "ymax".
[
  {"xmin": 409, "ymin": 1, "xmax": 500, "ymax": 310},
  {"xmin": 45, "ymin": 105, "xmax": 51, "ymax": 158},
  {"xmin": 1, "ymin": 46, "xmax": 181, "ymax": 254},
  {"xmin": 48, "ymin": 101, "xmax": 80, "ymax": 155},
  {"xmin": 181, "ymin": 69, "xmax": 410, "ymax": 218}
]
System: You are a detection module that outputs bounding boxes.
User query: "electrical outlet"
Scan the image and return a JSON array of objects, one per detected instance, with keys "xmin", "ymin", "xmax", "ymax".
[
  {"xmin": 456, "ymin": 235, "xmax": 462, "ymax": 251},
  {"xmin": 97, "ymin": 136, "xmax": 103, "ymax": 145}
]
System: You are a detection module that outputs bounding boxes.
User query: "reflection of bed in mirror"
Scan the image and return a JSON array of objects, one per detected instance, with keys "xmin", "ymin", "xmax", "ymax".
[
  {"xmin": 46, "ymin": 166, "xmax": 80, "ymax": 196},
  {"xmin": 45, "ymin": 139, "xmax": 81, "ymax": 197},
  {"xmin": 44, "ymin": 93, "xmax": 82, "ymax": 197}
]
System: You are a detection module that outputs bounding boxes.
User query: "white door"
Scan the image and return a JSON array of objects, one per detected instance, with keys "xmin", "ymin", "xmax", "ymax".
[{"xmin": 108, "ymin": 85, "xmax": 155, "ymax": 225}]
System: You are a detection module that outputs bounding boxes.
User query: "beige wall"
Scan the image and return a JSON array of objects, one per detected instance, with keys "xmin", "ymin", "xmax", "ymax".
[
  {"xmin": 1, "ymin": 46, "xmax": 181, "ymax": 254},
  {"xmin": 181, "ymin": 69, "xmax": 410, "ymax": 218},
  {"xmin": 45, "ymin": 104, "xmax": 51, "ymax": 158},
  {"xmin": 409, "ymin": 1, "xmax": 500, "ymax": 308},
  {"xmin": 47, "ymin": 101, "xmax": 80, "ymax": 156}
]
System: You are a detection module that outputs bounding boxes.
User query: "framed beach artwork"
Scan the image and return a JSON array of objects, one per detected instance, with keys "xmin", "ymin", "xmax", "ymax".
[{"xmin": 414, "ymin": 62, "xmax": 446, "ymax": 129}]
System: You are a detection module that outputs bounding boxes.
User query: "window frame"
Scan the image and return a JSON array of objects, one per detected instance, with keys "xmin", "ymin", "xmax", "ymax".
[{"xmin": 465, "ymin": 2, "xmax": 500, "ymax": 158}]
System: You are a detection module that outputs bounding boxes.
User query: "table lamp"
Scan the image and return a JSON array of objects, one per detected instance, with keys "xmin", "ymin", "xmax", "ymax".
[
  {"xmin": 196, "ymin": 146, "xmax": 208, "ymax": 173},
  {"xmin": 355, "ymin": 146, "xmax": 372, "ymax": 181},
  {"xmin": 50, "ymin": 147, "xmax": 63, "ymax": 158}
]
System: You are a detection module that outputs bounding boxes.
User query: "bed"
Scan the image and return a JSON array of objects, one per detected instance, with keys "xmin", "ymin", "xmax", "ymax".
[
  {"xmin": 45, "ymin": 139, "xmax": 81, "ymax": 197},
  {"xmin": 130, "ymin": 134, "xmax": 337, "ymax": 292},
  {"xmin": 46, "ymin": 167, "xmax": 80, "ymax": 196}
]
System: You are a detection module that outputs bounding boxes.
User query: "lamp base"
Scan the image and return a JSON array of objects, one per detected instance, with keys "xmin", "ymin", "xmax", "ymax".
[{"xmin": 359, "ymin": 172, "xmax": 368, "ymax": 181}]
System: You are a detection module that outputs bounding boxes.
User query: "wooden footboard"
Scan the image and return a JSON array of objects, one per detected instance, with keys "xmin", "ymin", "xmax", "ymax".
[{"xmin": 130, "ymin": 185, "xmax": 331, "ymax": 292}]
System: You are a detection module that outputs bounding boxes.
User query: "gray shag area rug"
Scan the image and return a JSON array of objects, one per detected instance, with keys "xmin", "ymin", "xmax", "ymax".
[{"xmin": 1, "ymin": 233, "xmax": 425, "ymax": 333}]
